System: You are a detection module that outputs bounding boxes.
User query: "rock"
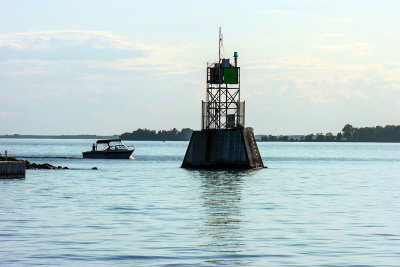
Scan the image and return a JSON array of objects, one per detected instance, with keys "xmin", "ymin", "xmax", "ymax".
[
  {"xmin": 43, "ymin": 163, "xmax": 53, "ymax": 169},
  {"xmin": 26, "ymin": 162, "xmax": 69, "ymax": 170},
  {"xmin": 91, "ymin": 167, "xmax": 98, "ymax": 170},
  {"xmin": 62, "ymin": 166, "xmax": 69, "ymax": 169}
]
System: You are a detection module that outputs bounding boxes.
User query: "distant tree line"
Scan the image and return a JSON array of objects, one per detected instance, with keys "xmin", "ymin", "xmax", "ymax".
[
  {"xmin": 261, "ymin": 135, "xmax": 293, "ymax": 142},
  {"xmin": 120, "ymin": 128, "xmax": 193, "ymax": 141},
  {"xmin": 341, "ymin": 124, "xmax": 400, "ymax": 142},
  {"xmin": 0, "ymin": 134, "xmax": 119, "ymax": 139},
  {"xmin": 260, "ymin": 124, "xmax": 400, "ymax": 143}
]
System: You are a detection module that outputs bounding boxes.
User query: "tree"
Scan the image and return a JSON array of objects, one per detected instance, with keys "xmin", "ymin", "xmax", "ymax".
[
  {"xmin": 325, "ymin": 132, "xmax": 335, "ymax": 142},
  {"xmin": 342, "ymin": 124, "xmax": 354, "ymax": 141},
  {"xmin": 304, "ymin": 134, "xmax": 314, "ymax": 142},
  {"xmin": 120, "ymin": 128, "xmax": 193, "ymax": 141},
  {"xmin": 278, "ymin": 135, "xmax": 289, "ymax": 141},
  {"xmin": 336, "ymin": 132, "xmax": 343, "ymax": 141},
  {"xmin": 315, "ymin": 133, "xmax": 325, "ymax": 142},
  {"xmin": 269, "ymin": 135, "xmax": 277, "ymax": 141}
]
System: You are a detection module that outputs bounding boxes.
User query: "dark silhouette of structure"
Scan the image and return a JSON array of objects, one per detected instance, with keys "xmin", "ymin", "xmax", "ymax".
[{"xmin": 182, "ymin": 28, "xmax": 264, "ymax": 169}]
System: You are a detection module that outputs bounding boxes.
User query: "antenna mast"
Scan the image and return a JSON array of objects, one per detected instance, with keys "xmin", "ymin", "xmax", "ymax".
[{"xmin": 218, "ymin": 27, "xmax": 222, "ymax": 64}]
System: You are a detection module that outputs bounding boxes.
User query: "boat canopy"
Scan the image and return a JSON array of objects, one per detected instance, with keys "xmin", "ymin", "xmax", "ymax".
[
  {"xmin": 96, "ymin": 139, "xmax": 122, "ymax": 144},
  {"xmin": 94, "ymin": 139, "xmax": 127, "ymax": 151}
]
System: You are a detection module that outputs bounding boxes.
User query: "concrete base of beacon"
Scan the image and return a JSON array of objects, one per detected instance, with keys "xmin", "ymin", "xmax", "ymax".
[
  {"xmin": 181, "ymin": 129, "xmax": 265, "ymax": 169},
  {"xmin": 0, "ymin": 161, "xmax": 26, "ymax": 178}
]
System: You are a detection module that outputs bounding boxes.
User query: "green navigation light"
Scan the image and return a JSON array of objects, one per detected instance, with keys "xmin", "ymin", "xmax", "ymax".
[{"xmin": 234, "ymin": 51, "xmax": 238, "ymax": 57}]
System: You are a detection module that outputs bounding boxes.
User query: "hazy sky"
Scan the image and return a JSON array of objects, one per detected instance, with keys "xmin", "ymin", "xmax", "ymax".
[{"xmin": 1, "ymin": 0, "xmax": 400, "ymax": 135}]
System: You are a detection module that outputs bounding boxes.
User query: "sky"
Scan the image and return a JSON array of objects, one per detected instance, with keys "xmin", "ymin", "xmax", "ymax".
[{"xmin": 1, "ymin": 0, "xmax": 400, "ymax": 135}]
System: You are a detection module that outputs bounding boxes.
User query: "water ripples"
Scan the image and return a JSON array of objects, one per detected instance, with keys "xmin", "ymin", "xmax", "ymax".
[{"xmin": 1, "ymin": 140, "xmax": 400, "ymax": 266}]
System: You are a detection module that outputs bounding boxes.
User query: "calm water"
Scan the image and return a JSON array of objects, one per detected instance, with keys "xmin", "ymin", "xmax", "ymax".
[{"xmin": 1, "ymin": 139, "xmax": 400, "ymax": 266}]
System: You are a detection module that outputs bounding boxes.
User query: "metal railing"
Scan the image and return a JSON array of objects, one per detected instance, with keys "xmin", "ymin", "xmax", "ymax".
[{"xmin": 202, "ymin": 101, "xmax": 245, "ymax": 130}]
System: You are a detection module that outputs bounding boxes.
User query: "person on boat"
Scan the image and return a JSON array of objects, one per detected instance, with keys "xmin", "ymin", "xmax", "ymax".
[{"xmin": 92, "ymin": 143, "xmax": 95, "ymax": 151}]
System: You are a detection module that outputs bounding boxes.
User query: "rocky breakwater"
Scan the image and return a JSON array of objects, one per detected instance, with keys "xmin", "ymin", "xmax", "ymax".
[
  {"xmin": 27, "ymin": 163, "xmax": 69, "ymax": 170},
  {"xmin": 0, "ymin": 155, "xmax": 69, "ymax": 170}
]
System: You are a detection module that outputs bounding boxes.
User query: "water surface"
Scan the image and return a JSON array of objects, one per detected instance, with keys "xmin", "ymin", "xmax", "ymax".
[{"xmin": 1, "ymin": 139, "xmax": 400, "ymax": 266}]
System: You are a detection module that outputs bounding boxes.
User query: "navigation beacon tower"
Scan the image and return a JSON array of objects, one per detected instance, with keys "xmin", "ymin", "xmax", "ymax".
[{"xmin": 181, "ymin": 28, "xmax": 264, "ymax": 169}]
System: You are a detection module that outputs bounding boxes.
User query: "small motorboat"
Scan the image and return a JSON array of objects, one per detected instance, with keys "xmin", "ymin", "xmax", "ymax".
[{"xmin": 83, "ymin": 139, "xmax": 134, "ymax": 159}]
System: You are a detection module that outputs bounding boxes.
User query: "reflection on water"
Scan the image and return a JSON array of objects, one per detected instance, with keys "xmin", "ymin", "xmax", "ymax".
[{"xmin": 194, "ymin": 170, "xmax": 255, "ymax": 265}]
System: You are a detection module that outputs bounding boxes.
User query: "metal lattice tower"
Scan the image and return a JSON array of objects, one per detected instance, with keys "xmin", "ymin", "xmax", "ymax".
[
  {"xmin": 182, "ymin": 28, "xmax": 265, "ymax": 169},
  {"xmin": 202, "ymin": 28, "xmax": 245, "ymax": 130}
]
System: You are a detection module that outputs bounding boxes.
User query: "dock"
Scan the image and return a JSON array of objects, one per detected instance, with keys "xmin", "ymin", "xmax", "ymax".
[{"xmin": 0, "ymin": 161, "xmax": 26, "ymax": 178}]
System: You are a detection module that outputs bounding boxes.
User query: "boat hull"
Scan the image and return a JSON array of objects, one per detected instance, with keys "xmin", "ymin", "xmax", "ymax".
[{"xmin": 82, "ymin": 150, "xmax": 134, "ymax": 159}]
